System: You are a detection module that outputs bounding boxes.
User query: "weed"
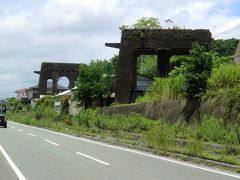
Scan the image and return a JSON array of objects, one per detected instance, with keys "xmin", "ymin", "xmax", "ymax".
[
  {"xmin": 187, "ymin": 137, "xmax": 204, "ymax": 157},
  {"xmin": 198, "ymin": 117, "xmax": 226, "ymax": 143}
]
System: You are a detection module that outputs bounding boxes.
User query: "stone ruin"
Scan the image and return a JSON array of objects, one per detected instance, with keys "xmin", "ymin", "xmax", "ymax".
[
  {"xmin": 34, "ymin": 62, "xmax": 80, "ymax": 97},
  {"xmin": 106, "ymin": 29, "xmax": 212, "ymax": 104}
]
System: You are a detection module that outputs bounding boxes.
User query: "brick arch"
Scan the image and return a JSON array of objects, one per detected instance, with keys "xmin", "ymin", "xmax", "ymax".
[
  {"xmin": 35, "ymin": 62, "xmax": 80, "ymax": 97},
  {"xmin": 58, "ymin": 76, "xmax": 70, "ymax": 89}
]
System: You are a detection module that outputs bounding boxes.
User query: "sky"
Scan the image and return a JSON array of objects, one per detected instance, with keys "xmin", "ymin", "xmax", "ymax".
[{"xmin": 0, "ymin": 0, "xmax": 240, "ymax": 98}]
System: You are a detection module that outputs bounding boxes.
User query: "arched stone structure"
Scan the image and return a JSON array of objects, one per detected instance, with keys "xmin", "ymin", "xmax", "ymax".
[
  {"xmin": 106, "ymin": 29, "xmax": 212, "ymax": 103},
  {"xmin": 34, "ymin": 62, "xmax": 80, "ymax": 97}
]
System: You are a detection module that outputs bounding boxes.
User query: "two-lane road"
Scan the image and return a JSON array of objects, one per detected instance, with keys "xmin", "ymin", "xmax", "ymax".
[{"xmin": 0, "ymin": 121, "xmax": 239, "ymax": 180}]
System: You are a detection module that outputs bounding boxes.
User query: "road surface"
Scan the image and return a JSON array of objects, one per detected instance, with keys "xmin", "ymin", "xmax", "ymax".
[{"xmin": 0, "ymin": 121, "xmax": 239, "ymax": 180}]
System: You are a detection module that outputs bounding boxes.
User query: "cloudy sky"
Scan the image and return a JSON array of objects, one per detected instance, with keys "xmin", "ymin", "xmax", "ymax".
[{"xmin": 1, "ymin": 0, "xmax": 240, "ymax": 98}]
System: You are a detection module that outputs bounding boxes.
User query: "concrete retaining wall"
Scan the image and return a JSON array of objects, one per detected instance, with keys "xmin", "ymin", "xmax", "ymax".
[{"xmin": 101, "ymin": 98, "xmax": 239, "ymax": 123}]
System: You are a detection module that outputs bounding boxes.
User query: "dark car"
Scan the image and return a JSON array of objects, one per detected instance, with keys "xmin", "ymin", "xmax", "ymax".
[{"xmin": 0, "ymin": 114, "xmax": 7, "ymax": 128}]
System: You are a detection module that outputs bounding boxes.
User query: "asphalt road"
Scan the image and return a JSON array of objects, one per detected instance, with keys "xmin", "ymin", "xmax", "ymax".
[{"xmin": 0, "ymin": 121, "xmax": 240, "ymax": 180}]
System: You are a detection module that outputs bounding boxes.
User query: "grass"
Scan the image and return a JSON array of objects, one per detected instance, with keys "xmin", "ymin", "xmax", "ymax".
[
  {"xmin": 208, "ymin": 64, "xmax": 240, "ymax": 90},
  {"xmin": 137, "ymin": 64, "xmax": 240, "ymax": 104},
  {"xmin": 137, "ymin": 74, "xmax": 186, "ymax": 102}
]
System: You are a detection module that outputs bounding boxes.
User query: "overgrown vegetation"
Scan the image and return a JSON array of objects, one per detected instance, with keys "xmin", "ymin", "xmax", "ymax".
[
  {"xmin": 137, "ymin": 74, "xmax": 185, "ymax": 102},
  {"xmin": 138, "ymin": 43, "xmax": 214, "ymax": 102},
  {"xmin": 75, "ymin": 59, "xmax": 116, "ymax": 108},
  {"xmin": 119, "ymin": 17, "xmax": 161, "ymax": 31},
  {"xmin": 211, "ymin": 38, "xmax": 238, "ymax": 57},
  {"xmin": 184, "ymin": 43, "xmax": 213, "ymax": 98}
]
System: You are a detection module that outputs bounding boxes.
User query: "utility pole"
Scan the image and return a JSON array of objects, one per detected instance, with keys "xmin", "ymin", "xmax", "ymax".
[{"xmin": 0, "ymin": 98, "xmax": 2, "ymax": 114}]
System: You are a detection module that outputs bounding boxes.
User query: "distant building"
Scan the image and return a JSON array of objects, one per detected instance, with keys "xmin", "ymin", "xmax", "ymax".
[
  {"xmin": 15, "ymin": 82, "xmax": 67, "ymax": 100},
  {"xmin": 234, "ymin": 41, "xmax": 240, "ymax": 64},
  {"xmin": 15, "ymin": 88, "xmax": 28, "ymax": 100}
]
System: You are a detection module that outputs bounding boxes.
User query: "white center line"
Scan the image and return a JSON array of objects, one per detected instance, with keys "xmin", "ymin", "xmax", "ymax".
[
  {"xmin": 76, "ymin": 152, "xmax": 110, "ymax": 166},
  {"xmin": 0, "ymin": 145, "xmax": 27, "ymax": 180},
  {"xmin": 11, "ymin": 126, "xmax": 15, "ymax": 129},
  {"xmin": 18, "ymin": 129, "xmax": 24, "ymax": 132},
  {"xmin": 44, "ymin": 140, "xmax": 59, "ymax": 146},
  {"xmin": 27, "ymin": 133, "xmax": 36, "ymax": 137}
]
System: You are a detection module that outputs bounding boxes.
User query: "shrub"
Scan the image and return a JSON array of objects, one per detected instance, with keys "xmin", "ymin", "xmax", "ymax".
[
  {"xmin": 76, "ymin": 109, "xmax": 96, "ymax": 128},
  {"xmin": 198, "ymin": 117, "xmax": 226, "ymax": 143},
  {"xmin": 36, "ymin": 96, "xmax": 55, "ymax": 107},
  {"xmin": 173, "ymin": 121, "xmax": 191, "ymax": 139},
  {"xmin": 183, "ymin": 43, "xmax": 212, "ymax": 98},
  {"xmin": 35, "ymin": 111, "xmax": 42, "ymax": 120},
  {"xmin": 146, "ymin": 121, "xmax": 174, "ymax": 151},
  {"xmin": 63, "ymin": 115, "xmax": 73, "ymax": 126},
  {"xmin": 120, "ymin": 113, "xmax": 154, "ymax": 132},
  {"xmin": 208, "ymin": 64, "xmax": 240, "ymax": 90},
  {"xmin": 211, "ymin": 53, "xmax": 234, "ymax": 68},
  {"xmin": 187, "ymin": 137, "xmax": 204, "ymax": 157},
  {"xmin": 224, "ymin": 127, "xmax": 240, "ymax": 156},
  {"xmin": 34, "ymin": 105, "xmax": 57, "ymax": 120},
  {"xmin": 61, "ymin": 96, "xmax": 70, "ymax": 114},
  {"xmin": 138, "ymin": 75, "xmax": 185, "ymax": 102}
]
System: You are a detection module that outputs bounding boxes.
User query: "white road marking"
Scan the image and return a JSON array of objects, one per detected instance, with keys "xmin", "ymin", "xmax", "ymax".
[
  {"xmin": 18, "ymin": 129, "xmax": 24, "ymax": 132},
  {"xmin": 0, "ymin": 145, "xmax": 27, "ymax": 180},
  {"xmin": 11, "ymin": 126, "xmax": 15, "ymax": 129},
  {"xmin": 44, "ymin": 140, "xmax": 59, "ymax": 146},
  {"xmin": 27, "ymin": 133, "xmax": 36, "ymax": 137},
  {"xmin": 76, "ymin": 152, "xmax": 110, "ymax": 166},
  {"xmin": 10, "ymin": 121, "xmax": 240, "ymax": 179}
]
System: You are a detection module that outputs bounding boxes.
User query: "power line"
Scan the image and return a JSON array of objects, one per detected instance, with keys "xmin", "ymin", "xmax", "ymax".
[{"xmin": 214, "ymin": 24, "xmax": 240, "ymax": 38}]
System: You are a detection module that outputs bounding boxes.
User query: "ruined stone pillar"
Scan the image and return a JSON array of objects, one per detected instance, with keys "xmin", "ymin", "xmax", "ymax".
[
  {"xmin": 157, "ymin": 49, "xmax": 171, "ymax": 77},
  {"xmin": 38, "ymin": 77, "xmax": 48, "ymax": 96},
  {"xmin": 130, "ymin": 52, "xmax": 139, "ymax": 89},
  {"xmin": 115, "ymin": 49, "xmax": 134, "ymax": 104},
  {"xmin": 69, "ymin": 79, "xmax": 75, "ymax": 89},
  {"xmin": 52, "ymin": 76, "xmax": 58, "ymax": 95}
]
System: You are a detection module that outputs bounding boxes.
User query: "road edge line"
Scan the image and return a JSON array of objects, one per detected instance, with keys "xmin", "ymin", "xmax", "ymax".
[{"xmin": 0, "ymin": 145, "xmax": 27, "ymax": 180}]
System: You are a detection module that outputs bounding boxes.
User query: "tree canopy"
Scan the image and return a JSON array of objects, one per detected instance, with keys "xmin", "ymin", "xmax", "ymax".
[
  {"xmin": 184, "ymin": 43, "xmax": 213, "ymax": 98},
  {"xmin": 119, "ymin": 17, "xmax": 162, "ymax": 31},
  {"xmin": 211, "ymin": 39, "xmax": 238, "ymax": 57},
  {"xmin": 75, "ymin": 59, "xmax": 115, "ymax": 108}
]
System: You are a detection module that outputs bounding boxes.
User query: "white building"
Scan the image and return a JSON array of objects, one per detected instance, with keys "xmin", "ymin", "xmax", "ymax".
[{"xmin": 15, "ymin": 88, "xmax": 28, "ymax": 100}]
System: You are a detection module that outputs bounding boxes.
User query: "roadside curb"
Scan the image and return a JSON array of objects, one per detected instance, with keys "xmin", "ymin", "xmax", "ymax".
[{"xmin": 81, "ymin": 135, "xmax": 240, "ymax": 173}]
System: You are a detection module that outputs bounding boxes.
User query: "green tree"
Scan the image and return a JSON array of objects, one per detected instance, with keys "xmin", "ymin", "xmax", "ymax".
[
  {"xmin": 119, "ymin": 17, "xmax": 162, "ymax": 31},
  {"xmin": 211, "ymin": 39, "xmax": 238, "ymax": 57},
  {"xmin": 211, "ymin": 52, "xmax": 234, "ymax": 68},
  {"xmin": 76, "ymin": 60, "xmax": 115, "ymax": 108},
  {"xmin": 138, "ymin": 55, "xmax": 158, "ymax": 78},
  {"xmin": 184, "ymin": 43, "xmax": 213, "ymax": 98},
  {"xmin": 131, "ymin": 17, "xmax": 161, "ymax": 29}
]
